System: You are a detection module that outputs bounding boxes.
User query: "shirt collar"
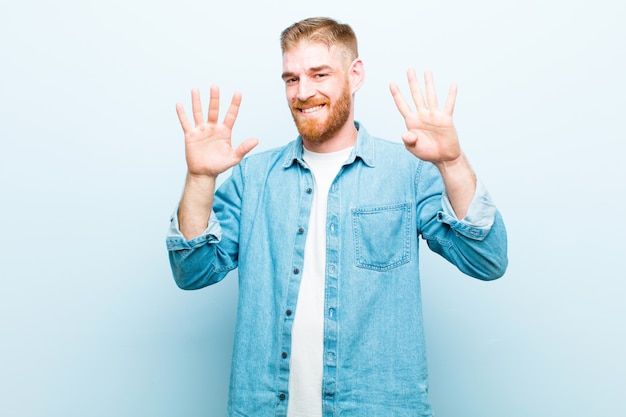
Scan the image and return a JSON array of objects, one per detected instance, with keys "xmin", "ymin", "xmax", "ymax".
[{"xmin": 282, "ymin": 121, "xmax": 375, "ymax": 169}]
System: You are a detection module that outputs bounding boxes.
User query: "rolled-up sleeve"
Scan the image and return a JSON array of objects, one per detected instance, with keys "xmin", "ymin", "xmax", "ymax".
[
  {"xmin": 420, "ymin": 168, "xmax": 508, "ymax": 280},
  {"xmin": 166, "ymin": 208, "xmax": 237, "ymax": 290},
  {"xmin": 437, "ymin": 178, "xmax": 496, "ymax": 241},
  {"xmin": 166, "ymin": 210, "xmax": 222, "ymax": 252}
]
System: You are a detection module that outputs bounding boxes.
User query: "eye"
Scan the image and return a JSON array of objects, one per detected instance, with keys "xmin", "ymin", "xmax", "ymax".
[
  {"xmin": 285, "ymin": 77, "xmax": 298, "ymax": 85},
  {"xmin": 315, "ymin": 73, "xmax": 328, "ymax": 79}
]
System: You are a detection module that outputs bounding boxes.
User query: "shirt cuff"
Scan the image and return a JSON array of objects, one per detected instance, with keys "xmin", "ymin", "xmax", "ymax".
[
  {"xmin": 165, "ymin": 209, "xmax": 222, "ymax": 251},
  {"xmin": 437, "ymin": 178, "xmax": 496, "ymax": 241}
]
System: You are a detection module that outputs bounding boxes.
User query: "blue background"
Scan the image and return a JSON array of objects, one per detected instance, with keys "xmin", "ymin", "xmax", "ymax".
[{"xmin": 1, "ymin": 0, "xmax": 624, "ymax": 416}]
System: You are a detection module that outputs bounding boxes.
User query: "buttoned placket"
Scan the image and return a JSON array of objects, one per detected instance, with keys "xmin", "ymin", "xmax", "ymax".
[
  {"xmin": 276, "ymin": 164, "xmax": 315, "ymax": 416},
  {"xmin": 322, "ymin": 175, "xmax": 343, "ymax": 415}
]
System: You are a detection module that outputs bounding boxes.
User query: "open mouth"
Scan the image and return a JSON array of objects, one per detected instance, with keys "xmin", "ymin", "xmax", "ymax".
[
  {"xmin": 300, "ymin": 104, "xmax": 325, "ymax": 114},
  {"xmin": 293, "ymin": 99, "xmax": 327, "ymax": 115},
  {"xmin": 298, "ymin": 104, "xmax": 325, "ymax": 114}
]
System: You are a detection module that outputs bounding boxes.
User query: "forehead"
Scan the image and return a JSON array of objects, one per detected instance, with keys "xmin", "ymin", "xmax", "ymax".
[{"xmin": 282, "ymin": 41, "xmax": 345, "ymax": 72}]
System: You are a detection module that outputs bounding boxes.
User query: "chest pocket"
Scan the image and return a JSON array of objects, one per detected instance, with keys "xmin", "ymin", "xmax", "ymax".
[{"xmin": 351, "ymin": 203, "xmax": 412, "ymax": 271}]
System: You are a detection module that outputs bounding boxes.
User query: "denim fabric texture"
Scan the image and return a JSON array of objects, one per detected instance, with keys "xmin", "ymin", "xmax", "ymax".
[{"xmin": 166, "ymin": 123, "xmax": 508, "ymax": 417}]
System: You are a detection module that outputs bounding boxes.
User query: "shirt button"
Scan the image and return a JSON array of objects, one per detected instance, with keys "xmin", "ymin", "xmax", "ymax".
[
  {"xmin": 282, "ymin": 352, "xmax": 288, "ymax": 359},
  {"xmin": 286, "ymin": 309, "xmax": 292, "ymax": 316},
  {"xmin": 280, "ymin": 393, "xmax": 286, "ymax": 401},
  {"xmin": 298, "ymin": 227, "xmax": 304, "ymax": 234},
  {"xmin": 328, "ymin": 265, "xmax": 335, "ymax": 274},
  {"xmin": 293, "ymin": 268, "xmax": 299, "ymax": 274},
  {"xmin": 306, "ymin": 187, "xmax": 312, "ymax": 194}
]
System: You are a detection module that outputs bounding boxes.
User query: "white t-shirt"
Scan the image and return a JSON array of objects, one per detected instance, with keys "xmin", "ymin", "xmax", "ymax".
[{"xmin": 287, "ymin": 146, "xmax": 353, "ymax": 417}]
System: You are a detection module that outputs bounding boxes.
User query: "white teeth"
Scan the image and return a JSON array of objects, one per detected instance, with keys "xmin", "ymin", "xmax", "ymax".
[{"xmin": 301, "ymin": 105, "xmax": 323, "ymax": 113}]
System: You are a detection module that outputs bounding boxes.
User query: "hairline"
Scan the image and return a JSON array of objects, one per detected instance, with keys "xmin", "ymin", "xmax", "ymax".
[
  {"xmin": 280, "ymin": 17, "xmax": 359, "ymax": 64},
  {"xmin": 282, "ymin": 40, "xmax": 356, "ymax": 71}
]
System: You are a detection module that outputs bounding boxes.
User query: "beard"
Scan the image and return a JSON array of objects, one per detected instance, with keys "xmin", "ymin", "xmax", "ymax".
[{"xmin": 290, "ymin": 80, "xmax": 352, "ymax": 144}]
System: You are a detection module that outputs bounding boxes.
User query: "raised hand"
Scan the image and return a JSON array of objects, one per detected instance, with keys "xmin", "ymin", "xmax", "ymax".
[
  {"xmin": 389, "ymin": 69, "xmax": 460, "ymax": 165},
  {"xmin": 176, "ymin": 86, "xmax": 258, "ymax": 179},
  {"xmin": 175, "ymin": 86, "xmax": 258, "ymax": 240}
]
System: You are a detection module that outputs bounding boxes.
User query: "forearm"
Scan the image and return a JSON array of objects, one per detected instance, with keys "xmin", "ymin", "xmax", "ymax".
[
  {"xmin": 434, "ymin": 152, "xmax": 476, "ymax": 219},
  {"xmin": 178, "ymin": 173, "xmax": 217, "ymax": 240},
  {"xmin": 427, "ymin": 209, "xmax": 508, "ymax": 280},
  {"xmin": 419, "ymin": 161, "xmax": 507, "ymax": 280}
]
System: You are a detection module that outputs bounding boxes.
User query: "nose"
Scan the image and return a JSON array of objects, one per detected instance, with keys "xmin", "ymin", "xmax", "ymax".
[{"xmin": 296, "ymin": 78, "xmax": 315, "ymax": 102}]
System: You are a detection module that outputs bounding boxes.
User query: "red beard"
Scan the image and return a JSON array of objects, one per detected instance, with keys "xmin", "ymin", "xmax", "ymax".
[{"xmin": 290, "ymin": 81, "xmax": 352, "ymax": 144}]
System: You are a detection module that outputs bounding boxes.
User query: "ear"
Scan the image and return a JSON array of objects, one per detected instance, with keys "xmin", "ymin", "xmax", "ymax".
[{"xmin": 348, "ymin": 58, "xmax": 365, "ymax": 94}]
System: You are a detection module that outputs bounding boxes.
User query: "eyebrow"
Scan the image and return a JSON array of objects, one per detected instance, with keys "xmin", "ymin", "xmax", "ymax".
[{"xmin": 281, "ymin": 65, "xmax": 334, "ymax": 80}]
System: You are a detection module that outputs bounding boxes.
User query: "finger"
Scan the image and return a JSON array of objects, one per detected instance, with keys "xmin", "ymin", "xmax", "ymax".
[
  {"xmin": 234, "ymin": 137, "xmax": 259, "ymax": 160},
  {"xmin": 407, "ymin": 68, "xmax": 426, "ymax": 112},
  {"xmin": 443, "ymin": 82, "xmax": 458, "ymax": 116},
  {"xmin": 389, "ymin": 82, "xmax": 414, "ymax": 120},
  {"xmin": 401, "ymin": 131, "xmax": 418, "ymax": 149},
  {"xmin": 424, "ymin": 71, "xmax": 439, "ymax": 110},
  {"xmin": 176, "ymin": 103, "xmax": 192, "ymax": 133},
  {"xmin": 222, "ymin": 92, "xmax": 242, "ymax": 130},
  {"xmin": 207, "ymin": 85, "xmax": 220, "ymax": 125},
  {"xmin": 191, "ymin": 88, "xmax": 204, "ymax": 127}
]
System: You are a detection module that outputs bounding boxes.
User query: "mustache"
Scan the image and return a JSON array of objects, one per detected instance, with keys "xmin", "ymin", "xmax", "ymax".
[{"xmin": 291, "ymin": 98, "xmax": 329, "ymax": 110}]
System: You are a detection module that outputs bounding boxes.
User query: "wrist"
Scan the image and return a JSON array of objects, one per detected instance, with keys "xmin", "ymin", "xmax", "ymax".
[
  {"xmin": 185, "ymin": 172, "xmax": 217, "ymax": 192},
  {"xmin": 187, "ymin": 171, "xmax": 217, "ymax": 182},
  {"xmin": 434, "ymin": 152, "xmax": 467, "ymax": 173}
]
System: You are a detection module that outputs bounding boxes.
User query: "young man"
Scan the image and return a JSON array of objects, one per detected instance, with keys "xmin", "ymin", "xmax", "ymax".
[{"xmin": 167, "ymin": 17, "xmax": 507, "ymax": 417}]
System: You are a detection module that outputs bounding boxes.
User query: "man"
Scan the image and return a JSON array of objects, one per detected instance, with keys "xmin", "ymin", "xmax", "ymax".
[{"xmin": 167, "ymin": 17, "xmax": 507, "ymax": 417}]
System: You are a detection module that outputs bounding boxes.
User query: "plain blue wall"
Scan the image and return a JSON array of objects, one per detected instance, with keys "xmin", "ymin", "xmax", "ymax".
[{"xmin": 1, "ymin": 0, "xmax": 624, "ymax": 416}]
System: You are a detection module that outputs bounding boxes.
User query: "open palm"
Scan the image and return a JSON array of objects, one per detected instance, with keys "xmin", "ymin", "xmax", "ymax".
[
  {"xmin": 176, "ymin": 86, "xmax": 258, "ymax": 178},
  {"xmin": 390, "ymin": 70, "xmax": 461, "ymax": 163}
]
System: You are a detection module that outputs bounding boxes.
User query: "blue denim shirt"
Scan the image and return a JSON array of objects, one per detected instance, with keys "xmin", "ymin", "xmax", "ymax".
[{"xmin": 166, "ymin": 123, "xmax": 508, "ymax": 417}]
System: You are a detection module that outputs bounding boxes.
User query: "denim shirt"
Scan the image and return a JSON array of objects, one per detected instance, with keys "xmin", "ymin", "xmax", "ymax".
[{"xmin": 166, "ymin": 123, "xmax": 508, "ymax": 417}]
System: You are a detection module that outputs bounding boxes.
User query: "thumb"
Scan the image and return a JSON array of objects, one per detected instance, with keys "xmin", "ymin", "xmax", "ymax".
[
  {"xmin": 401, "ymin": 131, "xmax": 418, "ymax": 148},
  {"xmin": 234, "ymin": 138, "xmax": 259, "ymax": 159}
]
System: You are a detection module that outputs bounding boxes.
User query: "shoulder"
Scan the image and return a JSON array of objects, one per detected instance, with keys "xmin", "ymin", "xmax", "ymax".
[
  {"xmin": 371, "ymin": 136, "xmax": 424, "ymax": 168},
  {"xmin": 238, "ymin": 140, "xmax": 297, "ymax": 171},
  {"xmin": 355, "ymin": 123, "xmax": 420, "ymax": 166},
  {"xmin": 364, "ymin": 134, "xmax": 441, "ymax": 185},
  {"xmin": 372, "ymin": 136, "xmax": 407, "ymax": 152}
]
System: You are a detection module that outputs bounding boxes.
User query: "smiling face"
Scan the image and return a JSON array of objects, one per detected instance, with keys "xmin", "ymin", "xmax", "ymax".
[{"xmin": 282, "ymin": 41, "xmax": 362, "ymax": 150}]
